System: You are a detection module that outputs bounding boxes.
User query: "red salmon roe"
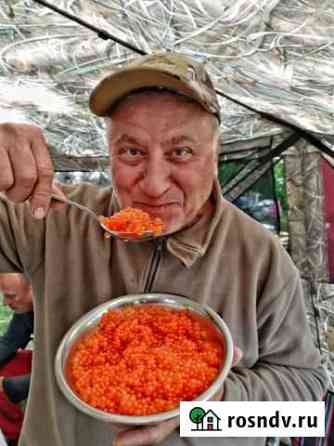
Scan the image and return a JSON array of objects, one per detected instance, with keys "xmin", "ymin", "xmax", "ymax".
[
  {"xmin": 101, "ymin": 208, "xmax": 165, "ymax": 236},
  {"xmin": 68, "ymin": 305, "xmax": 225, "ymax": 416}
]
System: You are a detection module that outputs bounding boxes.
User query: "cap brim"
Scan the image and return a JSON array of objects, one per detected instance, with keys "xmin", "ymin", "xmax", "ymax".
[{"xmin": 89, "ymin": 67, "xmax": 208, "ymax": 117}]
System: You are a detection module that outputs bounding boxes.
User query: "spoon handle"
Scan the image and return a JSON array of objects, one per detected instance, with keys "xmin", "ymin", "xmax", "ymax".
[{"xmin": 51, "ymin": 194, "xmax": 100, "ymax": 222}]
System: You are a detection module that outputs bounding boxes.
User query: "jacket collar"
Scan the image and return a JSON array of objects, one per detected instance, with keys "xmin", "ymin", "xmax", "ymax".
[
  {"xmin": 110, "ymin": 179, "xmax": 224, "ymax": 268},
  {"xmin": 167, "ymin": 180, "xmax": 224, "ymax": 267}
]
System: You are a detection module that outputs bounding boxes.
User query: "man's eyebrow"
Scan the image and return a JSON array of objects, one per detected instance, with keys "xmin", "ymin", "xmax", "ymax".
[
  {"xmin": 112, "ymin": 134, "xmax": 145, "ymax": 146},
  {"xmin": 112, "ymin": 134, "xmax": 197, "ymax": 146},
  {"xmin": 162, "ymin": 135, "xmax": 197, "ymax": 147}
]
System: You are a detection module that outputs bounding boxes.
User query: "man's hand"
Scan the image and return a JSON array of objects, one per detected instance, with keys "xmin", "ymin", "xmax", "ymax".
[
  {"xmin": 0, "ymin": 123, "xmax": 54, "ymax": 218},
  {"xmin": 113, "ymin": 418, "xmax": 179, "ymax": 446},
  {"xmin": 112, "ymin": 346, "xmax": 243, "ymax": 446},
  {"xmin": 232, "ymin": 346, "xmax": 243, "ymax": 368}
]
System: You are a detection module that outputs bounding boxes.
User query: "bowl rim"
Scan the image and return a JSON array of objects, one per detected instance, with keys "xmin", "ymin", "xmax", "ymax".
[{"xmin": 55, "ymin": 293, "xmax": 234, "ymax": 425}]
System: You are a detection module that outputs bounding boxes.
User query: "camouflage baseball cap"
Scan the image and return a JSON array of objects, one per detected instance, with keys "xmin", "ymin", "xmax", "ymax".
[{"xmin": 89, "ymin": 52, "xmax": 221, "ymax": 122}]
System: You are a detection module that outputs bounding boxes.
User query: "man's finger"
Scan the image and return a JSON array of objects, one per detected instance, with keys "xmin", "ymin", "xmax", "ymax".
[
  {"xmin": 0, "ymin": 148, "xmax": 14, "ymax": 192},
  {"xmin": 29, "ymin": 134, "xmax": 54, "ymax": 218},
  {"xmin": 114, "ymin": 425, "xmax": 156, "ymax": 446},
  {"xmin": 109, "ymin": 422, "xmax": 130, "ymax": 434},
  {"xmin": 4, "ymin": 142, "xmax": 37, "ymax": 203},
  {"xmin": 211, "ymin": 387, "xmax": 224, "ymax": 401},
  {"xmin": 113, "ymin": 417, "xmax": 179, "ymax": 446},
  {"xmin": 232, "ymin": 346, "xmax": 243, "ymax": 367}
]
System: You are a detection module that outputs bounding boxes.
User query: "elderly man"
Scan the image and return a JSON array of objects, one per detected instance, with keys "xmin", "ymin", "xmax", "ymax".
[
  {"xmin": 0, "ymin": 52, "xmax": 327, "ymax": 446},
  {"xmin": 0, "ymin": 273, "xmax": 33, "ymax": 404},
  {"xmin": 0, "ymin": 273, "xmax": 33, "ymax": 445}
]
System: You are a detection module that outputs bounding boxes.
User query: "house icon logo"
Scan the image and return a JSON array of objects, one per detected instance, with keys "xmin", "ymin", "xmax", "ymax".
[{"xmin": 189, "ymin": 407, "xmax": 222, "ymax": 431}]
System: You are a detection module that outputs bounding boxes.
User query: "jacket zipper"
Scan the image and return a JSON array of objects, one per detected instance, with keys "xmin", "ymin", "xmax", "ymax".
[{"xmin": 144, "ymin": 238, "xmax": 165, "ymax": 293}]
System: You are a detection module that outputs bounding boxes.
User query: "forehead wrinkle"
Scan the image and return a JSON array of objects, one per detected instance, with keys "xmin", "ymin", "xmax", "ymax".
[
  {"xmin": 110, "ymin": 111, "xmax": 195, "ymax": 132},
  {"xmin": 107, "ymin": 98, "xmax": 217, "ymax": 151},
  {"xmin": 109, "ymin": 93, "xmax": 207, "ymax": 129},
  {"xmin": 109, "ymin": 115, "xmax": 199, "ymax": 141}
]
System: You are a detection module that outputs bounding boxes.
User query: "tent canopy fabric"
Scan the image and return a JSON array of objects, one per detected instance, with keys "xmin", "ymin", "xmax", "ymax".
[{"xmin": 0, "ymin": 0, "xmax": 334, "ymax": 158}]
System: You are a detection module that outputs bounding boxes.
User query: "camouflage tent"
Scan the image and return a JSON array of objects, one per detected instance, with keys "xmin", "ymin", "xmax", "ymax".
[{"xmin": 0, "ymin": 0, "xmax": 333, "ymax": 387}]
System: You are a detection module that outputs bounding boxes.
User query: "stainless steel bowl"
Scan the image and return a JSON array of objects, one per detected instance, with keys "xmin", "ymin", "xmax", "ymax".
[{"xmin": 55, "ymin": 293, "xmax": 233, "ymax": 426}]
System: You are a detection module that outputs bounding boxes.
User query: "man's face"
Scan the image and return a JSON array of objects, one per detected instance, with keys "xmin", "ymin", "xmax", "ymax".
[
  {"xmin": 107, "ymin": 92, "xmax": 219, "ymax": 235},
  {"xmin": 0, "ymin": 274, "xmax": 33, "ymax": 313}
]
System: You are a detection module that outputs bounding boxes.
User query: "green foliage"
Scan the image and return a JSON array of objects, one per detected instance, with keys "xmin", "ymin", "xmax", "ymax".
[
  {"xmin": 274, "ymin": 159, "xmax": 289, "ymax": 232},
  {"xmin": 273, "ymin": 160, "xmax": 288, "ymax": 212},
  {"xmin": 218, "ymin": 162, "xmax": 241, "ymax": 186},
  {"xmin": 0, "ymin": 294, "xmax": 13, "ymax": 336}
]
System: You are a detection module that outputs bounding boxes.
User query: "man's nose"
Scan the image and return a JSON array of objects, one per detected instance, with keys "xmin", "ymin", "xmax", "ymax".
[{"xmin": 139, "ymin": 159, "xmax": 171, "ymax": 198}]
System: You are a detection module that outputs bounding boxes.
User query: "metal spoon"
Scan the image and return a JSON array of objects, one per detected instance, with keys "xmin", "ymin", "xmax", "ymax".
[{"xmin": 51, "ymin": 194, "xmax": 155, "ymax": 242}]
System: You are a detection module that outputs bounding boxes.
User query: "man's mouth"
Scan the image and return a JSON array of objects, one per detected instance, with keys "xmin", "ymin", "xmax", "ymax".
[{"xmin": 134, "ymin": 202, "xmax": 178, "ymax": 209}]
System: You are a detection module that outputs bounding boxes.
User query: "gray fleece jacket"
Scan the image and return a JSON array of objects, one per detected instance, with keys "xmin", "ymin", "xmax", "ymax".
[{"xmin": 0, "ymin": 182, "xmax": 327, "ymax": 446}]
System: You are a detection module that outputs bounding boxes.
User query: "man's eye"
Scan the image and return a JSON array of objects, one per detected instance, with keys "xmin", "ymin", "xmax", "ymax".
[
  {"xmin": 125, "ymin": 148, "xmax": 144, "ymax": 156},
  {"xmin": 118, "ymin": 148, "xmax": 145, "ymax": 160},
  {"xmin": 171, "ymin": 148, "xmax": 193, "ymax": 160},
  {"xmin": 129, "ymin": 148, "xmax": 143, "ymax": 156}
]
